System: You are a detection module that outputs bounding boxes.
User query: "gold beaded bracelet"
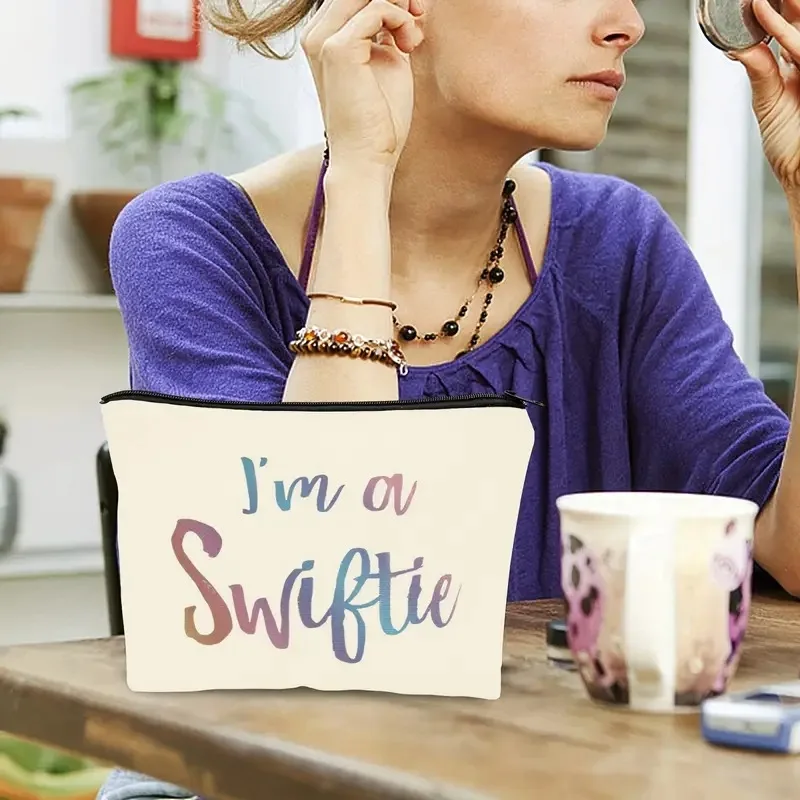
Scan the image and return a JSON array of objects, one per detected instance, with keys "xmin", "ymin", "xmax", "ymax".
[{"xmin": 289, "ymin": 325, "xmax": 409, "ymax": 376}]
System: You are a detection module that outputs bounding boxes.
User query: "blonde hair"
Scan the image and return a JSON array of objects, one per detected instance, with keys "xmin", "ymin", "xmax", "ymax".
[{"xmin": 203, "ymin": 0, "xmax": 318, "ymax": 59}]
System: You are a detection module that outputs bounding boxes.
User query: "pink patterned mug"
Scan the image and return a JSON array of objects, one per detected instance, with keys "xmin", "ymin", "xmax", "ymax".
[{"xmin": 555, "ymin": 491, "xmax": 758, "ymax": 713}]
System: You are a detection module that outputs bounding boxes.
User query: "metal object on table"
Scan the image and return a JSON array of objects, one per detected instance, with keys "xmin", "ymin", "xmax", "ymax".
[
  {"xmin": 546, "ymin": 620, "xmax": 577, "ymax": 671},
  {"xmin": 696, "ymin": 0, "xmax": 782, "ymax": 52}
]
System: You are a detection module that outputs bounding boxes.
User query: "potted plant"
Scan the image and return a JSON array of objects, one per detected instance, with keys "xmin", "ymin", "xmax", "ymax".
[
  {"xmin": 0, "ymin": 108, "xmax": 55, "ymax": 293},
  {"xmin": 69, "ymin": 59, "xmax": 278, "ymax": 289}
]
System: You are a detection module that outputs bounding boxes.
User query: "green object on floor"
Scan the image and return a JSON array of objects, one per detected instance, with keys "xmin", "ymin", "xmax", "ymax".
[
  {"xmin": 0, "ymin": 736, "xmax": 90, "ymax": 775},
  {"xmin": 0, "ymin": 733, "xmax": 110, "ymax": 800}
]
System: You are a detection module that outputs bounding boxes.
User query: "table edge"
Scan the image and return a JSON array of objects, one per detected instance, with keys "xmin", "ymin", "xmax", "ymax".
[{"xmin": 0, "ymin": 652, "xmax": 491, "ymax": 800}]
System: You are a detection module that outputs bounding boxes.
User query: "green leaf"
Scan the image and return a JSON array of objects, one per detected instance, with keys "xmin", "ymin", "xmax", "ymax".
[
  {"xmin": 0, "ymin": 106, "xmax": 39, "ymax": 135},
  {"xmin": 67, "ymin": 56, "xmax": 283, "ymax": 176},
  {"xmin": 0, "ymin": 107, "xmax": 37, "ymax": 119}
]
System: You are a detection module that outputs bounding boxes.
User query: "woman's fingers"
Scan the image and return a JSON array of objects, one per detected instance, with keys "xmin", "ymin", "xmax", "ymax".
[
  {"xmin": 304, "ymin": 0, "xmax": 419, "ymax": 53},
  {"xmin": 730, "ymin": 41, "xmax": 783, "ymax": 111},
  {"xmin": 322, "ymin": 0, "xmax": 422, "ymax": 59},
  {"xmin": 779, "ymin": 0, "xmax": 800, "ymax": 26},
  {"xmin": 779, "ymin": 47, "xmax": 799, "ymax": 78},
  {"xmin": 304, "ymin": 0, "xmax": 374, "ymax": 46},
  {"xmin": 752, "ymin": 0, "xmax": 800, "ymax": 62}
]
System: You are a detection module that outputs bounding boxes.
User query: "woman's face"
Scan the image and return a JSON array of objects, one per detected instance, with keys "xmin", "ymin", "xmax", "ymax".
[{"xmin": 413, "ymin": 0, "xmax": 645, "ymax": 151}]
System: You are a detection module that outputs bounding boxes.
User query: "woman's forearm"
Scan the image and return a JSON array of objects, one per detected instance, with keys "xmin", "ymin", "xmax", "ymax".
[
  {"xmin": 282, "ymin": 162, "xmax": 400, "ymax": 403},
  {"xmin": 756, "ymin": 198, "xmax": 800, "ymax": 595}
]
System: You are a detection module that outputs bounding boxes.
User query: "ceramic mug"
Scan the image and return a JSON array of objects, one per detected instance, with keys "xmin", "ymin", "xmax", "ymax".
[{"xmin": 556, "ymin": 491, "xmax": 758, "ymax": 713}]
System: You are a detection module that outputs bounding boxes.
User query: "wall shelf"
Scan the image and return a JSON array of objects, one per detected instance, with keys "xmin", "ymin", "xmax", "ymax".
[{"xmin": 0, "ymin": 294, "xmax": 118, "ymax": 311}]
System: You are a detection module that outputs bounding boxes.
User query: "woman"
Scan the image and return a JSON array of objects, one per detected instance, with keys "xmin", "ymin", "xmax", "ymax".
[{"xmin": 100, "ymin": 0, "xmax": 800, "ymax": 796}]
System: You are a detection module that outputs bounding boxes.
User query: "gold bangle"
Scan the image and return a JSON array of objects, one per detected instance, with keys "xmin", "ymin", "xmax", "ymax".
[{"xmin": 307, "ymin": 292, "xmax": 397, "ymax": 311}]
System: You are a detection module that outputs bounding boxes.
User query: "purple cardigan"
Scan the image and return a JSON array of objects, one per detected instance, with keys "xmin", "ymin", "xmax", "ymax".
[{"xmin": 109, "ymin": 161, "xmax": 789, "ymax": 602}]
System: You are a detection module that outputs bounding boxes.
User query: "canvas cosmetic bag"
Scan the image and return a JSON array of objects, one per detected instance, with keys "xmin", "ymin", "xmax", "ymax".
[{"xmin": 100, "ymin": 389, "xmax": 536, "ymax": 699}]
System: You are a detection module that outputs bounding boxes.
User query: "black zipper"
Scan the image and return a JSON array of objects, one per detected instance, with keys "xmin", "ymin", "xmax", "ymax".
[{"xmin": 99, "ymin": 389, "xmax": 544, "ymax": 412}]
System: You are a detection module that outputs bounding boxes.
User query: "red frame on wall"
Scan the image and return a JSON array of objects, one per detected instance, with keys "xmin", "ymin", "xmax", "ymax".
[{"xmin": 110, "ymin": 0, "xmax": 201, "ymax": 61}]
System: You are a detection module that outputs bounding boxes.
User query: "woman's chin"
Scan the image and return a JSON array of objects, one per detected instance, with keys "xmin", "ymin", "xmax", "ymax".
[
  {"xmin": 520, "ymin": 112, "xmax": 612, "ymax": 155},
  {"xmin": 541, "ymin": 127, "xmax": 610, "ymax": 155}
]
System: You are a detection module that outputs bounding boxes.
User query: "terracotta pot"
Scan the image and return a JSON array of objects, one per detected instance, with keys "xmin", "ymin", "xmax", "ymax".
[
  {"xmin": 0, "ymin": 177, "xmax": 54, "ymax": 293},
  {"xmin": 70, "ymin": 191, "xmax": 140, "ymax": 292}
]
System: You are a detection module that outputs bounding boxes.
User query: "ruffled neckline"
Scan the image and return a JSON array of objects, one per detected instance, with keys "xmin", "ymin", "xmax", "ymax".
[
  {"xmin": 213, "ymin": 160, "xmax": 560, "ymax": 401},
  {"xmin": 398, "ymin": 162, "xmax": 560, "ymax": 398}
]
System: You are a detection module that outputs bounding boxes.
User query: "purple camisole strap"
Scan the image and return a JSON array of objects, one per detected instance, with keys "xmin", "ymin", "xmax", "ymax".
[
  {"xmin": 297, "ymin": 161, "xmax": 326, "ymax": 291},
  {"xmin": 296, "ymin": 158, "xmax": 538, "ymax": 291}
]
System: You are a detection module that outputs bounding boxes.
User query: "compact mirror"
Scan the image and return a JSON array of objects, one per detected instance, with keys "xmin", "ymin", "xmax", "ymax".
[{"xmin": 697, "ymin": 0, "xmax": 783, "ymax": 52}]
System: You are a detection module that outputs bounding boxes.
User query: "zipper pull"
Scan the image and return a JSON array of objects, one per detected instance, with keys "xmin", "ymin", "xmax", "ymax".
[{"xmin": 504, "ymin": 391, "xmax": 546, "ymax": 408}]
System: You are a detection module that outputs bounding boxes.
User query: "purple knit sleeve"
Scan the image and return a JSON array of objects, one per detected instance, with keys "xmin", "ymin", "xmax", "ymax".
[
  {"xmin": 621, "ymin": 193, "xmax": 788, "ymax": 508},
  {"xmin": 109, "ymin": 176, "xmax": 304, "ymax": 403}
]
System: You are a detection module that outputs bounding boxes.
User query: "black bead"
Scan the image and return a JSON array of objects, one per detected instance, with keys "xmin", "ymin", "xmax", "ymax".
[
  {"xmin": 481, "ymin": 268, "xmax": 489, "ymax": 280},
  {"xmin": 503, "ymin": 204, "xmax": 518, "ymax": 224},
  {"xmin": 485, "ymin": 293, "xmax": 493, "ymax": 303},
  {"xmin": 329, "ymin": 342, "xmax": 340, "ymax": 353},
  {"xmin": 458, "ymin": 305, "xmax": 468, "ymax": 317},
  {"xmin": 491, "ymin": 247, "xmax": 503, "ymax": 260},
  {"xmin": 470, "ymin": 334, "xmax": 480, "ymax": 345},
  {"xmin": 424, "ymin": 333, "xmax": 437, "ymax": 341},
  {"xmin": 503, "ymin": 179, "xmax": 516, "ymax": 197},
  {"xmin": 479, "ymin": 310, "xmax": 488, "ymax": 322},
  {"xmin": 399, "ymin": 325, "xmax": 418, "ymax": 342},
  {"xmin": 441, "ymin": 320, "xmax": 460, "ymax": 337},
  {"xmin": 488, "ymin": 266, "xmax": 505, "ymax": 284}
]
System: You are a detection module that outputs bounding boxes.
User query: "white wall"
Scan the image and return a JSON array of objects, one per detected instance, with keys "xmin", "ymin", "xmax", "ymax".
[
  {"xmin": 0, "ymin": 574, "xmax": 109, "ymax": 646},
  {"xmin": 685, "ymin": 18, "xmax": 763, "ymax": 372},
  {"xmin": 0, "ymin": 0, "xmax": 323, "ymax": 644}
]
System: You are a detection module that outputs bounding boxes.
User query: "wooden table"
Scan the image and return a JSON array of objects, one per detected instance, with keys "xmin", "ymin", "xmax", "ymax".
[{"xmin": 0, "ymin": 598, "xmax": 799, "ymax": 800}]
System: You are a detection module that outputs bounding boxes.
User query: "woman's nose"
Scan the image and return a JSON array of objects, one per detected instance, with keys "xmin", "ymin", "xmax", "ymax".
[{"xmin": 596, "ymin": 1, "xmax": 646, "ymax": 51}]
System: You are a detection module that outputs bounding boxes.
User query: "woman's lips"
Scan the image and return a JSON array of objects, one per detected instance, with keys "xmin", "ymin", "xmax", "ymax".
[{"xmin": 568, "ymin": 70, "xmax": 625, "ymax": 101}]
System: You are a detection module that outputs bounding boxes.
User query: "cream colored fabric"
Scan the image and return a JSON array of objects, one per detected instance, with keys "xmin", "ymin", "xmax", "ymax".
[{"xmin": 102, "ymin": 399, "xmax": 534, "ymax": 699}]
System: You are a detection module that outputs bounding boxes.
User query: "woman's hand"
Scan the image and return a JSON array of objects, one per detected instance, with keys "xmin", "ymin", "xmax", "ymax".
[
  {"xmin": 731, "ymin": 0, "xmax": 800, "ymax": 201},
  {"xmin": 301, "ymin": 0, "xmax": 425, "ymax": 171}
]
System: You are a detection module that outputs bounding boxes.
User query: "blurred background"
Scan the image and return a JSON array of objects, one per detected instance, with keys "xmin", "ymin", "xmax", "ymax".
[{"xmin": 0, "ymin": 0, "xmax": 796, "ymax": 795}]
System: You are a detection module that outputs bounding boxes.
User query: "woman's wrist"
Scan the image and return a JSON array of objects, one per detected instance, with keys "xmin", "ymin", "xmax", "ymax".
[
  {"xmin": 323, "ymin": 160, "xmax": 394, "ymax": 206},
  {"xmin": 310, "ymin": 161, "xmax": 394, "ymax": 303}
]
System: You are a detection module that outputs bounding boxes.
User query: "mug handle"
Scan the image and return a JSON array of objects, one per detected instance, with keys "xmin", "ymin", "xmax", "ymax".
[{"xmin": 623, "ymin": 516, "xmax": 676, "ymax": 711}]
